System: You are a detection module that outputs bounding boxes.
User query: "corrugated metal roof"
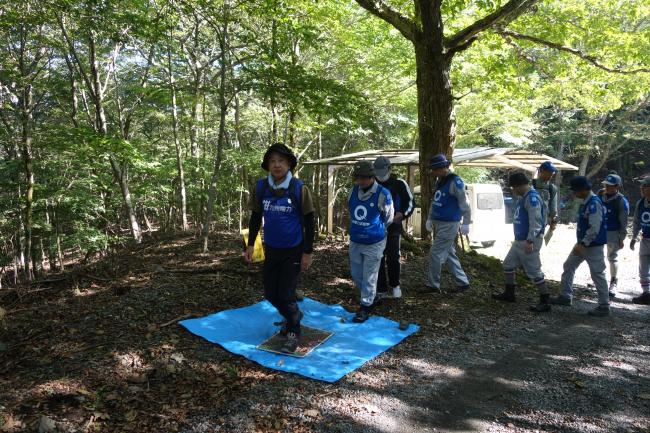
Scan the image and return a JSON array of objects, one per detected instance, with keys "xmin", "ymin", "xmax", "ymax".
[{"xmin": 302, "ymin": 147, "xmax": 578, "ymax": 171}]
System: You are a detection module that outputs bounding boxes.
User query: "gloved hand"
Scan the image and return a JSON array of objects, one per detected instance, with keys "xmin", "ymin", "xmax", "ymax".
[
  {"xmin": 425, "ymin": 219, "xmax": 433, "ymax": 232},
  {"xmin": 630, "ymin": 239, "xmax": 636, "ymax": 251},
  {"xmin": 460, "ymin": 224, "xmax": 470, "ymax": 235}
]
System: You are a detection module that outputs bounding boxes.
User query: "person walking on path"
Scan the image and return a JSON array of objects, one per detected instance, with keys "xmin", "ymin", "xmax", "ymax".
[
  {"xmin": 630, "ymin": 176, "xmax": 650, "ymax": 305},
  {"xmin": 373, "ymin": 156, "xmax": 415, "ymax": 300},
  {"xmin": 597, "ymin": 173, "xmax": 629, "ymax": 299},
  {"xmin": 551, "ymin": 176, "xmax": 610, "ymax": 317},
  {"xmin": 492, "ymin": 173, "xmax": 550, "ymax": 312},
  {"xmin": 348, "ymin": 161, "xmax": 394, "ymax": 323},
  {"xmin": 422, "ymin": 154, "xmax": 471, "ymax": 293},
  {"xmin": 243, "ymin": 143, "xmax": 316, "ymax": 353},
  {"xmin": 533, "ymin": 161, "xmax": 559, "ymax": 230}
]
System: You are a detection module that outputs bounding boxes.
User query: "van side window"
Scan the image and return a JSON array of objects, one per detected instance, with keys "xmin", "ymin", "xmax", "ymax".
[{"xmin": 477, "ymin": 193, "xmax": 504, "ymax": 210}]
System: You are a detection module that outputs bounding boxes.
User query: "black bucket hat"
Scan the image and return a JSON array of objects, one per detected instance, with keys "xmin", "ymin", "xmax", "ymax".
[
  {"xmin": 352, "ymin": 161, "xmax": 375, "ymax": 177},
  {"xmin": 261, "ymin": 143, "xmax": 297, "ymax": 171}
]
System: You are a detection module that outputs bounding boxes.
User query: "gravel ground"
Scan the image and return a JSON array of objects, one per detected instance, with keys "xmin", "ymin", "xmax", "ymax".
[
  {"xmin": 481, "ymin": 224, "xmax": 642, "ymax": 300},
  {"xmin": 180, "ymin": 228, "xmax": 650, "ymax": 433}
]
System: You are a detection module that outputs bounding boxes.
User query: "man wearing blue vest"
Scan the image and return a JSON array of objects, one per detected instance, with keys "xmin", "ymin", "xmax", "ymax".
[
  {"xmin": 630, "ymin": 177, "xmax": 650, "ymax": 305},
  {"xmin": 423, "ymin": 154, "xmax": 471, "ymax": 293},
  {"xmin": 533, "ymin": 161, "xmax": 559, "ymax": 229},
  {"xmin": 348, "ymin": 161, "xmax": 394, "ymax": 323},
  {"xmin": 551, "ymin": 176, "xmax": 610, "ymax": 316},
  {"xmin": 373, "ymin": 156, "xmax": 416, "ymax": 300},
  {"xmin": 597, "ymin": 173, "xmax": 629, "ymax": 298},
  {"xmin": 243, "ymin": 143, "xmax": 316, "ymax": 353},
  {"xmin": 493, "ymin": 173, "xmax": 550, "ymax": 312}
]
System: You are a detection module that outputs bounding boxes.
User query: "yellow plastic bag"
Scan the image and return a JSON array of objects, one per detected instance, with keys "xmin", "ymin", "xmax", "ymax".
[{"xmin": 241, "ymin": 229, "xmax": 265, "ymax": 263}]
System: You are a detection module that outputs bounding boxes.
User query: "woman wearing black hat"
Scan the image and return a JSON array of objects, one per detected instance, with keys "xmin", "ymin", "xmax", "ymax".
[{"xmin": 243, "ymin": 143, "xmax": 316, "ymax": 353}]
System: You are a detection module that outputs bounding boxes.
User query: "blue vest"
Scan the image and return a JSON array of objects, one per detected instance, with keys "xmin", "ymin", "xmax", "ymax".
[
  {"xmin": 256, "ymin": 178, "xmax": 303, "ymax": 248},
  {"xmin": 349, "ymin": 184, "xmax": 388, "ymax": 244},
  {"xmin": 577, "ymin": 195, "xmax": 607, "ymax": 246},
  {"xmin": 638, "ymin": 199, "xmax": 650, "ymax": 238},
  {"xmin": 600, "ymin": 193, "xmax": 628, "ymax": 232},
  {"xmin": 513, "ymin": 189, "xmax": 546, "ymax": 241},
  {"xmin": 430, "ymin": 174, "xmax": 463, "ymax": 222}
]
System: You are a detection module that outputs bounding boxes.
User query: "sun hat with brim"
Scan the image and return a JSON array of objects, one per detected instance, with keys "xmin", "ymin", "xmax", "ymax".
[
  {"xmin": 570, "ymin": 176, "xmax": 592, "ymax": 191},
  {"xmin": 261, "ymin": 143, "xmax": 297, "ymax": 171},
  {"xmin": 373, "ymin": 156, "xmax": 392, "ymax": 178},
  {"xmin": 602, "ymin": 174, "xmax": 622, "ymax": 186},
  {"xmin": 509, "ymin": 172, "xmax": 530, "ymax": 187},
  {"xmin": 539, "ymin": 161, "xmax": 558, "ymax": 173},
  {"xmin": 429, "ymin": 154, "xmax": 451, "ymax": 169}
]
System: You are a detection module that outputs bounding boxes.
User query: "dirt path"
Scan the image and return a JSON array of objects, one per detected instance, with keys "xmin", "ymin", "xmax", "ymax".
[{"xmin": 2, "ymin": 233, "xmax": 649, "ymax": 433}]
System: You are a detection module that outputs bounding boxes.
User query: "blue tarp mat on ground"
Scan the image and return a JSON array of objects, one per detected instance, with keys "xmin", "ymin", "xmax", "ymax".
[{"xmin": 179, "ymin": 297, "xmax": 419, "ymax": 382}]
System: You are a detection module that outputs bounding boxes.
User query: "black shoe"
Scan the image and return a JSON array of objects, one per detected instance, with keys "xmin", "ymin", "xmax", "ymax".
[
  {"xmin": 420, "ymin": 285, "xmax": 441, "ymax": 293},
  {"xmin": 632, "ymin": 292, "xmax": 650, "ymax": 305},
  {"xmin": 455, "ymin": 284, "xmax": 471, "ymax": 293},
  {"xmin": 530, "ymin": 294, "xmax": 551, "ymax": 313},
  {"xmin": 492, "ymin": 284, "xmax": 516, "ymax": 302},
  {"xmin": 280, "ymin": 332, "xmax": 300, "ymax": 354},
  {"xmin": 278, "ymin": 311, "xmax": 304, "ymax": 336},
  {"xmin": 352, "ymin": 306, "xmax": 371, "ymax": 323}
]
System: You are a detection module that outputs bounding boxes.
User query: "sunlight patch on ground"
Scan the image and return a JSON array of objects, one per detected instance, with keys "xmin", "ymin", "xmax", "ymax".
[
  {"xmin": 546, "ymin": 354, "xmax": 578, "ymax": 362},
  {"xmin": 402, "ymin": 358, "xmax": 465, "ymax": 379}
]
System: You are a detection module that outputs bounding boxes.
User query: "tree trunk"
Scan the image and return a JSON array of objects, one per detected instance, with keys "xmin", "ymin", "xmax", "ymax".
[
  {"xmin": 168, "ymin": 42, "xmax": 189, "ymax": 231},
  {"xmin": 109, "ymin": 156, "xmax": 142, "ymax": 242},
  {"xmin": 413, "ymin": 2, "xmax": 455, "ymax": 237},
  {"xmin": 202, "ymin": 1, "xmax": 229, "ymax": 252}
]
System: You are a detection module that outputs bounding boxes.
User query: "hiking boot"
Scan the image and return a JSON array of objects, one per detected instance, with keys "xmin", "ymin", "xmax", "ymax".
[
  {"xmin": 492, "ymin": 284, "xmax": 516, "ymax": 302},
  {"xmin": 550, "ymin": 295, "xmax": 572, "ymax": 306},
  {"xmin": 278, "ymin": 311, "xmax": 303, "ymax": 336},
  {"xmin": 632, "ymin": 292, "xmax": 650, "ymax": 305},
  {"xmin": 455, "ymin": 284, "xmax": 471, "ymax": 293},
  {"xmin": 280, "ymin": 332, "xmax": 300, "ymax": 354},
  {"xmin": 587, "ymin": 305, "xmax": 610, "ymax": 317},
  {"xmin": 608, "ymin": 279, "xmax": 617, "ymax": 299},
  {"xmin": 384, "ymin": 286, "xmax": 402, "ymax": 299},
  {"xmin": 352, "ymin": 306, "xmax": 371, "ymax": 323},
  {"xmin": 530, "ymin": 294, "xmax": 551, "ymax": 313}
]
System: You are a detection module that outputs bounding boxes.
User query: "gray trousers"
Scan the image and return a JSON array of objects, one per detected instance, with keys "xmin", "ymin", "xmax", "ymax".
[
  {"xmin": 427, "ymin": 220, "xmax": 469, "ymax": 289},
  {"xmin": 560, "ymin": 245, "xmax": 609, "ymax": 307},
  {"xmin": 606, "ymin": 231, "xmax": 624, "ymax": 280},
  {"xmin": 349, "ymin": 239, "xmax": 386, "ymax": 307},
  {"xmin": 503, "ymin": 238, "xmax": 547, "ymax": 294},
  {"xmin": 640, "ymin": 238, "xmax": 650, "ymax": 293}
]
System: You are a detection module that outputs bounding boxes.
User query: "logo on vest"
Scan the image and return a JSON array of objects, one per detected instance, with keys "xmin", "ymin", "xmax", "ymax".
[
  {"xmin": 433, "ymin": 190, "xmax": 444, "ymax": 207},
  {"xmin": 642, "ymin": 211, "xmax": 650, "ymax": 224},
  {"xmin": 351, "ymin": 205, "xmax": 371, "ymax": 227},
  {"xmin": 262, "ymin": 199, "xmax": 293, "ymax": 214}
]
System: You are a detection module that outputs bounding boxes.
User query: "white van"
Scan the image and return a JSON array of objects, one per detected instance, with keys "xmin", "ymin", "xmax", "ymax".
[{"xmin": 409, "ymin": 183, "xmax": 507, "ymax": 247}]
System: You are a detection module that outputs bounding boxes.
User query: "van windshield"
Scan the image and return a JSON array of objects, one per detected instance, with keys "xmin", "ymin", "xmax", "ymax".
[{"xmin": 477, "ymin": 193, "xmax": 503, "ymax": 210}]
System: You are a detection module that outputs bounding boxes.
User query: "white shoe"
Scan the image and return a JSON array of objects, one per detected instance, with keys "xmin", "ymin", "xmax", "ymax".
[{"xmin": 388, "ymin": 286, "xmax": 402, "ymax": 299}]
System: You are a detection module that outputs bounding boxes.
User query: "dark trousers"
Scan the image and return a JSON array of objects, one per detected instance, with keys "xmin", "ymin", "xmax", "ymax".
[
  {"xmin": 263, "ymin": 245, "xmax": 302, "ymax": 334},
  {"xmin": 377, "ymin": 224, "xmax": 402, "ymax": 293}
]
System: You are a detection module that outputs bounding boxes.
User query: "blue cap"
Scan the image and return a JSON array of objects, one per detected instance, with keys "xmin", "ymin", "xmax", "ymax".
[
  {"xmin": 429, "ymin": 154, "xmax": 451, "ymax": 169},
  {"xmin": 539, "ymin": 161, "xmax": 558, "ymax": 173},
  {"xmin": 570, "ymin": 176, "xmax": 592, "ymax": 191},
  {"xmin": 602, "ymin": 174, "xmax": 622, "ymax": 186}
]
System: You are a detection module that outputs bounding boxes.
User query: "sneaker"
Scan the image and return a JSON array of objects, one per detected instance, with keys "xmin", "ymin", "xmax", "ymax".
[
  {"xmin": 384, "ymin": 286, "xmax": 402, "ymax": 299},
  {"xmin": 587, "ymin": 305, "xmax": 610, "ymax": 317},
  {"xmin": 455, "ymin": 285, "xmax": 471, "ymax": 293},
  {"xmin": 608, "ymin": 281, "xmax": 617, "ymax": 299},
  {"xmin": 376, "ymin": 291, "xmax": 389, "ymax": 300},
  {"xmin": 280, "ymin": 332, "xmax": 300, "ymax": 354},
  {"xmin": 550, "ymin": 295, "xmax": 572, "ymax": 306},
  {"xmin": 530, "ymin": 303, "xmax": 551, "ymax": 313},
  {"xmin": 352, "ymin": 307, "xmax": 371, "ymax": 323},
  {"xmin": 632, "ymin": 292, "xmax": 650, "ymax": 305},
  {"xmin": 420, "ymin": 285, "xmax": 441, "ymax": 293},
  {"xmin": 278, "ymin": 311, "xmax": 304, "ymax": 336}
]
